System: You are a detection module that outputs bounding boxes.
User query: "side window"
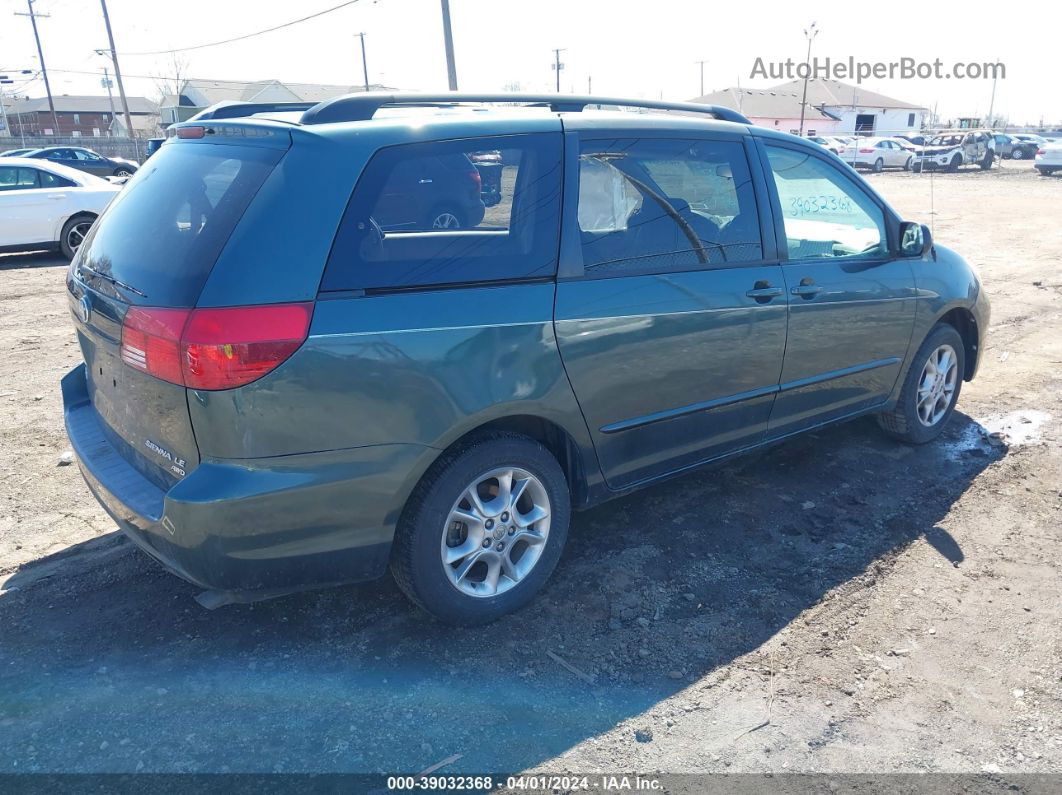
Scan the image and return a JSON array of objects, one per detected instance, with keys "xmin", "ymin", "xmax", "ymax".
[
  {"xmin": 321, "ymin": 133, "xmax": 562, "ymax": 292},
  {"xmin": 0, "ymin": 166, "xmax": 19, "ymax": 191},
  {"xmin": 765, "ymin": 146, "xmax": 887, "ymax": 261},
  {"xmin": 38, "ymin": 170, "xmax": 76, "ymax": 188},
  {"xmin": 576, "ymin": 137, "xmax": 762, "ymax": 275},
  {"xmin": 16, "ymin": 168, "xmax": 41, "ymax": 188}
]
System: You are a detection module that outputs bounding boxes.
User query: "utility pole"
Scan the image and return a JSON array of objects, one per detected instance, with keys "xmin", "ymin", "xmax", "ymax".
[
  {"xmin": 356, "ymin": 32, "xmax": 370, "ymax": 92},
  {"xmin": 439, "ymin": 0, "xmax": 458, "ymax": 91},
  {"xmin": 798, "ymin": 21, "xmax": 818, "ymax": 137},
  {"xmin": 98, "ymin": 0, "xmax": 137, "ymax": 157},
  {"xmin": 986, "ymin": 60, "xmax": 998, "ymax": 128},
  {"xmin": 15, "ymin": 0, "xmax": 59, "ymax": 133},
  {"xmin": 552, "ymin": 48, "xmax": 566, "ymax": 93},
  {"xmin": 0, "ymin": 75, "xmax": 12, "ymax": 140},
  {"xmin": 696, "ymin": 59, "xmax": 708, "ymax": 97},
  {"xmin": 101, "ymin": 67, "xmax": 116, "ymax": 135}
]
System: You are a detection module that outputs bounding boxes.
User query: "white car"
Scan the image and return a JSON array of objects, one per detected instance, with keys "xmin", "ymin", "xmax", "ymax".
[
  {"xmin": 1035, "ymin": 142, "xmax": 1062, "ymax": 176},
  {"xmin": 0, "ymin": 157, "xmax": 120, "ymax": 259},
  {"xmin": 840, "ymin": 137, "xmax": 915, "ymax": 172}
]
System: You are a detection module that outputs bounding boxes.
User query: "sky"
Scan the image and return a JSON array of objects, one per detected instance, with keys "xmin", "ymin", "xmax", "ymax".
[{"xmin": 1, "ymin": 0, "xmax": 1058, "ymax": 125}]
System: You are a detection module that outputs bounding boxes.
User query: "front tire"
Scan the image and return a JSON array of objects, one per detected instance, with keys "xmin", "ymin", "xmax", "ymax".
[
  {"xmin": 904, "ymin": 156, "xmax": 913, "ymax": 171},
  {"xmin": 113, "ymin": 168, "xmax": 134, "ymax": 177},
  {"xmin": 1010, "ymin": 149, "xmax": 1023, "ymax": 160},
  {"xmin": 878, "ymin": 324, "xmax": 965, "ymax": 444},
  {"xmin": 947, "ymin": 155, "xmax": 962, "ymax": 172},
  {"xmin": 60, "ymin": 214, "xmax": 95, "ymax": 259},
  {"xmin": 390, "ymin": 433, "xmax": 571, "ymax": 625}
]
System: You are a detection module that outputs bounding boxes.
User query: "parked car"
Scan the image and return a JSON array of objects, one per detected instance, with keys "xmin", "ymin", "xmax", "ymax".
[
  {"xmin": 807, "ymin": 135, "xmax": 843, "ymax": 155},
  {"xmin": 896, "ymin": 134, "xmax": 927, "ymax": 147},
  {"xmin": 840, "ymin": 137, "xmax": 914, "ymax": 171},
  {"xmin": 61, "ymin": 93, "xmax": 989, "ymax": 625},
  {"xmin": 144, "ymin": 138, "xmax": 166, "ymax": 159},
  {"xmin": 912, "ymin": 131, "xmax": 995, "ymax": 172},
  {"xmin": 0, "ymin": 148, "xmax": 36, "ymax": 157},
  {"xmin": 993, "ymin": 134, "xmax": 1039, "ymax": 160},
  {"xmin": 24, "ymin": 146, "xmax": 139, "ymax": 178},
  {"xmin": 372, "ymin": 150, "xmax": 486, "ymax": 230},
  {"xmin": 1035, "ymin": 142, "xmax": 1062, "ymax": 176},
  {"xmin": 0, "ymin": 157, "xmax": 120, "ymax": 258}
]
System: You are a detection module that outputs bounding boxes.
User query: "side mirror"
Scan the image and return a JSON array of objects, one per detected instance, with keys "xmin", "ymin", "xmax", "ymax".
[{"xmin": 900, "ymin": 221, "xmax": 933, "ymax": 258}]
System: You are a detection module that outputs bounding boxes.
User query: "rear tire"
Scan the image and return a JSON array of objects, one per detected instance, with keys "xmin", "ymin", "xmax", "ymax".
[
  {"xmin": 878, "ymin": 324, "xmax": 965, "ymax": 444},
  {"xmin": 1011, "ymin": 149, "xmax": 1023, "ymax": 160},
  {"xmin": 113, "ymin": 168, "xmax": 134, "ymax": 177},
  {"xmin": 873, "ymin": 158, "xmax": 884, "ymax": 173},
  {"xmin": 980, "ymin": 152, "xmax": 994, "ymax": 170},
  {"xmin": 390, "ymin": 432, "xmax": 571, "ymax": 625},
  {"xmin": 904, "ymin": 156, "xmax": 913, "ymax": 171},
  {"xmin": 426, "ymin": 205, "xmax": 465, "ymax": 230},
  {"xmin": 60, "ymin": 213, "xmax": 95, "ymax": 260}
]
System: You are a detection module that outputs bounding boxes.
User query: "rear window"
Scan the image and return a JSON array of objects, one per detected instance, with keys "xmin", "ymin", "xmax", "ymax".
[
  {"xmin": 77, "ymin": 142, "xmax": 283, "ymax": 307},
  {"xmin": 321, "ymin": 133, "xmax": 562, "ymax": 292}
]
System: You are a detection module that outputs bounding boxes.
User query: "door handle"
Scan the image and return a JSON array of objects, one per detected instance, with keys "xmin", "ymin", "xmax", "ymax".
[
  {"xmin": 48, "ymin": 194, "xmax": 66, "ymax": 200},
  {"xmin": 790, "ymin": 284, "xmax": 823, "ymax": 298},
  {"xmin": 418, "ymin": 178, "xmax": 433, "ymax": 184},
  {"xmin": 745, "ymin": 285, "xmax": 784, "ymax": 302}
]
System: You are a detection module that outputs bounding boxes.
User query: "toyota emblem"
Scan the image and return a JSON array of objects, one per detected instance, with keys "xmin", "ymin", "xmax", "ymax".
[{"xmin": 78, "ymin": 295, "xmax": 92, "ymax": 324}]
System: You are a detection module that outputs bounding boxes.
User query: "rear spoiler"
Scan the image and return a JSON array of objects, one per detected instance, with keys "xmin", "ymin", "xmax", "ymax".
[{"xmin": 189, "ymin": 92, "xmax": 752, "ymax": 127}]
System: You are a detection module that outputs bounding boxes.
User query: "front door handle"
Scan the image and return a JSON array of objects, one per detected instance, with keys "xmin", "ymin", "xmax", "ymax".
[{"xmin": 746, "ymin": 284, "xmax": 784, "ymax": 302}]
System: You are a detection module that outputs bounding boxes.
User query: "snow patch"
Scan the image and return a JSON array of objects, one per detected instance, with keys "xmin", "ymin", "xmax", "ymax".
[{"xmin": 943, "ymin": 410, "xmax": 1052, "ymax": 460}]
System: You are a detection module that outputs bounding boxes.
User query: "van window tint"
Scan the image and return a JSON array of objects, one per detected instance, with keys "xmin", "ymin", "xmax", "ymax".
[
  {"xmin": 321, "ymin": 133, "xmax": 562, "ymax": 292},
  {"xmin": 576, "ymin": 137, "xmax": 762, "ymax": 275},
  {"xmin": 765, "ymin": 146, "xmax": 886, "ymax": 260},
  {"xmin": 77, "ymin": 143, "xmax": 283, "ymax": 307}
]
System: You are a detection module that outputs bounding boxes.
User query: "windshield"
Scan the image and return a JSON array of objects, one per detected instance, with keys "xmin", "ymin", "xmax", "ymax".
[{"xmin": 77, "ymin": 142, "xmax": 283, "ymax": 307}]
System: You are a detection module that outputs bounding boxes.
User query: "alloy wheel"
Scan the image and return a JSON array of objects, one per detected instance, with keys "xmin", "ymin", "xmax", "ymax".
[
  {"xmin": 440, "ymin": 467, "xmax": 551, "ymax": 598},
  {"xmin": 916, "ymin": 344, "xmax": 958, "ymax": 426},
  {"xmin": 431, "ymin": 211, "xmax": 461, "ymax": 229},
  {"xmin": 66, "ymin": 220, "xmax": 93, "ymax": 253}
]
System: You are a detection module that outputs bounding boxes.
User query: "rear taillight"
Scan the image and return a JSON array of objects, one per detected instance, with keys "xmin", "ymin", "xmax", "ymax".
[
  {"xmin": 1037, "ymin": 148, "xmax": 1046, "ymax": 156},
  {"xmin": 859, "ymin": 148, "xmax": 874, "ymax": 154},
  {"xmin": 469, "ymin": 169, "xmax": 482, "ymax": 187},
  {"xmin": 121, "ymin": 303, "xmax": 312, "ymax": 390}
]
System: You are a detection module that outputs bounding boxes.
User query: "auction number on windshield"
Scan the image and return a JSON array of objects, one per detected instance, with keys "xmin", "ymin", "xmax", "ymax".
[{"xmin": 788, "ymin": 194, "xmax": 854, "ymax": 217}]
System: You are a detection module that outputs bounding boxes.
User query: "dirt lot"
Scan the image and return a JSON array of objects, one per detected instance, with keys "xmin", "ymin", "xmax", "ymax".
[{"xmin": 1, "ymin": 161, "xmax": 1060, "ymax": 777}]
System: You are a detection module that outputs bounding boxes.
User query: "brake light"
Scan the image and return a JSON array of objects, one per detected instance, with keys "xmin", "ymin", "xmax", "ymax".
[
  {"xmin": 176, "ymin": 126, "xmax": 206, "ymax": 139},
  {"xmin": 120, "ymin": 303, "xmax": 313, "ymax": 390},
  {"xmin": 1037, "ymin": 148, "xmax": 1046, "ymax": 156},
  {"xmin": 859, "ymin": 148, "xmax": 874, "ymax": 154},
  {"xmin": 469, "ymin": 169, "xmax": 482, "ymax": 187}
]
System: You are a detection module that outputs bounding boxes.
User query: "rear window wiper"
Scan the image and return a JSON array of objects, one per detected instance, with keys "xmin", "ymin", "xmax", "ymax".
[{"xmin": 79, "ymin": 263, "xmax": 148, "ymax": 299}]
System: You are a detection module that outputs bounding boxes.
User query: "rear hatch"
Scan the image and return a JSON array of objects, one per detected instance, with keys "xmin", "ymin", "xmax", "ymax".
[{"xmin": 67, "ymin": 131, "xmax": 288, "ymax": 490}]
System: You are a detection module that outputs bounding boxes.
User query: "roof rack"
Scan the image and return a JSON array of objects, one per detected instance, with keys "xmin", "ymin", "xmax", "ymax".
[
  {"xmin": 190, "ymin": 100, "xmax": 318, "ymax": 121},
  {"xmin": 299, "ymin": 93, "xmax": 751, "ymax": 125},
  {"xmin": 184, "ymin": 93, "xmax": 751, "ymax": 127}
]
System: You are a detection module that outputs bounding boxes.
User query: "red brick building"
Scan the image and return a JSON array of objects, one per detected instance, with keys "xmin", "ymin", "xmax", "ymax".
[{"xmin": 4, "ymin": 95, "xmax": 159, "ymax": 138}]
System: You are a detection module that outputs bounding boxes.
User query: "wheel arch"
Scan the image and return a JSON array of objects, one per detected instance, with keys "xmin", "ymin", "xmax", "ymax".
[
  {"xmin": 936, "ymin": 306, "xmax": 979, "ymax": 381},
  {"xmin": 428, "ymin": 414, "xmax": 592, "ymax": 508},
  {"xmin": 54, "ymin": 210, "xmax": 98, "ymax": 247}
]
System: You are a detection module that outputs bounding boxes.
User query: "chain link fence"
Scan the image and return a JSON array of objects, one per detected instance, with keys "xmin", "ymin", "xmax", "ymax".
[{"xmin": 0, "ymin": 136, "xmax": 146, "ymax": 162}]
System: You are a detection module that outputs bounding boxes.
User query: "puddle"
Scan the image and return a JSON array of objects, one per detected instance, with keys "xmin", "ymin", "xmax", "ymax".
[{"xmin": 943, "ymin": 410, "xmax": 1052, "ymax": 460}]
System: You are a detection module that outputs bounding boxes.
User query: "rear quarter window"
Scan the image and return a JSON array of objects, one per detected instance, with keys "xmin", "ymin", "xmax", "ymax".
[{"xmin": 321, "ymin": 133, "xmax": 562, "ymax": 292}]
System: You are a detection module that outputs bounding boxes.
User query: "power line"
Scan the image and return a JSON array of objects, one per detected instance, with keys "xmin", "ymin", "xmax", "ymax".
[{"xmin": 119, "ymin": 0, "xmax": 365, "ymax": 56}]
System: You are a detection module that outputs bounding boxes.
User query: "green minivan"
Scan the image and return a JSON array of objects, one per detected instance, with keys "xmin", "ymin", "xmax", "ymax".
[{"xmin": 62, "ymin": 93, "xmax": 989, "ymax": 624}]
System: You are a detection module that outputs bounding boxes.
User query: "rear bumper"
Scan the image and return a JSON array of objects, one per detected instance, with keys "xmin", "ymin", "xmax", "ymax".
[{"xmin": 62, "ymin": 364, "xmax": 432, "ymax": 596}]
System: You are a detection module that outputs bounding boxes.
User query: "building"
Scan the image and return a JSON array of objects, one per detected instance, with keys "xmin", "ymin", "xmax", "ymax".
[
  {"xmin": 5, "ymin": 95, "xmax": 159, "ymax": 138},
  {"xmin": 159, "ymin": 79, "xmax": 392, "ymax": 127},
  {"xmin": 690, "ymin": 87, "xmax": 841, "ymax": 135},
  {"xmin": 766, "ymin": 79, "xmax": 927, "ymax": 136}
]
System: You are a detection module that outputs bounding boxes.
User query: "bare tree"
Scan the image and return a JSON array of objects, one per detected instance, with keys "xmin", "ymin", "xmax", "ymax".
[{"xmin": 152, "ymin": 53, "xmax": 191, "ymax": 107}]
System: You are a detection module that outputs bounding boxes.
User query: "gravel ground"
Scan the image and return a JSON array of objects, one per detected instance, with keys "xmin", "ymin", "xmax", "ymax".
[{"xmin": 0, "ymin": 160, "xmax": 1060, "ymax": 776}]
